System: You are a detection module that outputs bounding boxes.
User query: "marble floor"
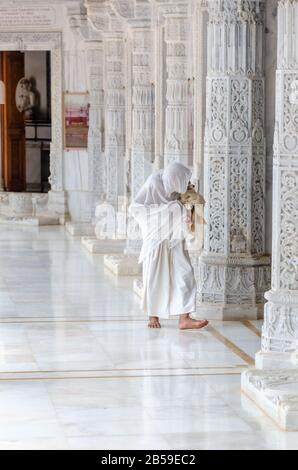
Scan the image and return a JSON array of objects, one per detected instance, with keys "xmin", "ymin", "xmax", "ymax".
[{"xmin": 0, "ymin": 226, "xmax": 297, "ymax": 450}]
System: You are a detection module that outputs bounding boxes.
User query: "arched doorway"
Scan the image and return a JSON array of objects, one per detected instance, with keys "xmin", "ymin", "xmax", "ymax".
[
  {"xmin": 0, "ymin": 32, "xmax": 63, "ymax": 192},
  {"xmin": 0, "ymin": 50, "xmax": 51, "ymax": 192}
]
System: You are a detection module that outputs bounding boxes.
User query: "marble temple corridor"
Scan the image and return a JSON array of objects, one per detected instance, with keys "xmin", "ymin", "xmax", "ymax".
[{"xmin": 0, "ymin": 225, "xmax": 297, "ymax": 450}]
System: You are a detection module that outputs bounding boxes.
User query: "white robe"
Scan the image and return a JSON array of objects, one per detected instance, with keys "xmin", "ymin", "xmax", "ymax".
[
  {"xmin": 142, "ymin": 240, "xmax": 196, "ymax": 318},
  {"xmin": 129, "ymin": 163, "xmax": 197, "ymax": 318}
]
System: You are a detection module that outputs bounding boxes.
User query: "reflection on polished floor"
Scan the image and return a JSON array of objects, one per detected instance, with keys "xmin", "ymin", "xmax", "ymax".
[{"xmin": 0, "ymin": 226, "xmax": 297, "ymax": 450}]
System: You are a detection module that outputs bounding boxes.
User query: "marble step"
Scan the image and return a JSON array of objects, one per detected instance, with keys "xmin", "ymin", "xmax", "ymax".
[
  {"xmin": 0, "ymin": 214, "xmax": 60, "ymax": 226},
  {"xmin": 81, "ymin": 236, "xmax": 126, "ymax": 254}
]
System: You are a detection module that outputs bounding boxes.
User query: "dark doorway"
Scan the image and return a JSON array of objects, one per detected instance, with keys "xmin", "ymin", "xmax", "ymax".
[{"xmin": 0, "ymin": 50, "xmax": 51, "ymax": 193}]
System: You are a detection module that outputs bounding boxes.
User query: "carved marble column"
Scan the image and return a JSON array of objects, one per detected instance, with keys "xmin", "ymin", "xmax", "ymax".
[
  {"xmin": 44, "ymin": 32, "xmax": 68, "ymax": 223},
  {"xmin": 242, "ymin": 0, "xmax": 298, "ymax": 431},
  {"xmin": 87, "ymin": 46, "xmax": 105, "ymax": 206},
  {"xmin": 130, "ymin": 20, "xmax": 154, "ymax": 199},
  {"xmin": 162, "ymin": 1, "xmax": 191, "ymax": 167},
  {"xmin": 126, "ymin": 19, "xmax": 155, "ymax": 254},
  {"xmin": 192, "ymin": 0, "xmax": 208, "ymax": 185},
  {"xmin": 82, "ymin": 31, "xmax": 126, "ymax": 253},
  {"xmin": 153, "ymin": 9, "xmax": 165, "ymax": 171},
  {"xmin": 104, "ymin": 14, "xmax": 155, "ymax": 275},
  {"xmin": 104, "ymin": 33, "xmax": 126, "ymax": 207},
  {"xmin": 196, "ymin": 0, "xmax": 270, "ymax": 320}
]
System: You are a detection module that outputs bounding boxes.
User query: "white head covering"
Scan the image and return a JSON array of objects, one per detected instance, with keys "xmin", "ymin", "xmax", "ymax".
[
  {"xmin": 162, "ymin": 162, "xmax": 192, "ymax": 196},
  {"xmin": 130, "ymin": 162, "xmax": 192, "ymax": 262},
  {"xmin": 134, "ymin": 162, "xmax": 192, "ymax": 206}
]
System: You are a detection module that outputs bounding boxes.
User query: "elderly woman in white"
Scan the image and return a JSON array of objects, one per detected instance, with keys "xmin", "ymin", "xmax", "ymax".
[{"xmin": 129, "ymin": 162, "xmax": 208, "ymax": 330}]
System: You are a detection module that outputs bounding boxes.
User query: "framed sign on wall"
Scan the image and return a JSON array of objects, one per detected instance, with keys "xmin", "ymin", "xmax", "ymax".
[{"xmin": 64, "ymin": 92, "xmax": 89, "ymax": 150}]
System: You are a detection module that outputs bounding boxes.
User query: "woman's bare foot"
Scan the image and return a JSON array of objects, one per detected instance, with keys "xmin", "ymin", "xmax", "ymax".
[
  {"xmin": 148, "ymin": 316, "xmax": 161, "ymax": 328},
  {"xmin": 179, "ymin": 314, "xmax": 208, "ymax": 330}
]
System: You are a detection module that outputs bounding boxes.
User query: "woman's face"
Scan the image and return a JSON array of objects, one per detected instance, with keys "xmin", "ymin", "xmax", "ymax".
[{"xmin": 187, "ymin": 182, "xmax": 195, "ymax": 191}]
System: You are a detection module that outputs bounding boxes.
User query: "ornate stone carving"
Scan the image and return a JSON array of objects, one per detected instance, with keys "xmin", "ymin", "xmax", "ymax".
[
  {"xmin": 130, "ymin": 22, "xmax": 155, "ymax": 198},
  {"xmin": 242, "ymin": 368, "xmax": 298, "ymax": 431},
  {"xmin": 161, "ymin": 2, "xmax": 191, "ymax": 166},
  {"xmin": 125, "ymin": 20, "xmax": 155, "ymax": 255},
  {"xmin": 197, "ymin": 0, "xmax": 269, "ymax": 319},
  {"xmin": 261, "ymin": 0, "xmax": 298, "ymax": 354},
  {"xmin": 67, "ymin": 3, "xmax": 101, "ymax": 40},
  {"xmin": 242, "ymin": 1, "xmax": 298, "ymax": 434},
  {"xmin": 87, "ymin": 47, "xmax": 105, "ymax": 208},
  {"xmin": 85, "ymin": 0, "xmax": 110, "ymax": 33}
]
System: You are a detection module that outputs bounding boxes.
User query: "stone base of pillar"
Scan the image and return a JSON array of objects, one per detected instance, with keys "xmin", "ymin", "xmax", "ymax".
[
  {"xmin": 195, "ymin": 254, "xmax": 271, "ymax": 320},
  {"xmin": 195, "ymin": 303, "xmax": 260, "ymax": 321},
  {"xmin": 0, "ymin": 214, "xmax": 59, "ymax": 226},
  {"xmin": 47, "ymin": 190, "xmax": 69, "ymax": 224},
  {"xmin": 65, "ymin": 222, "xmax": 95, "ymax": 237},
  {"xmin": 81, "ymin": 236, "xmax": 126, "ymax": 254},
  {"xmin": 261, "ymin": 290, "xmax": 298, "ymax": 353},
  {"xmin": 133, "ymin": 278, "xmax": 143, "ymax": 298},
  {"xmin": 0, "ymin": 190, "xmax": 66, "ymax": 225},
  {"xmin": 104, "ymin": 254, "xmax": 141, "ymax": 276},
  {"xmin": 241, "ymin": 368, "xmax": 298, "ymax": 431},
  {"xmin": 255, "ymin": 351, "xmax": 298, "ymax": 370}
]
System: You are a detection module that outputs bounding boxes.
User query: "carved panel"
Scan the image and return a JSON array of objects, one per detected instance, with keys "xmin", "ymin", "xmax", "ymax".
[
  {"xmin": 207, "ymin": 156, "xmax": 226, "ymax": 253},
  {"xmin": 230, "ymin": 79, "xmax": 249, "ymax": 144},
  {"xmin": 230, "ymin": 151, "xmax": 248, "ymax": 250},
  {"xmin": 281, "ymin": 74, "xmax": 298, "ymax": 155},
  {"xmin": 208, "ymin": 78, "xmax": 228, "ymax": 144},
  {"xmin": 263, "ymin": 301, "xmax": 298, "ymax": 353},
  {"xmin": 279, "ymin": 170, "xmax": 298, "ymax": 289}
]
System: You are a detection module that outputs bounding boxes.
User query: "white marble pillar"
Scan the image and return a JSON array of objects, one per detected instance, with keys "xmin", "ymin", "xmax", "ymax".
[
  {"xmin": 130, "ymin": 20, "xmax": 155, "ymax": 198},
  {"xmin": 153, "ymin": 10, "xmax": 165, "ymax": 171},
  {"xmin": 46, "ymin": 34, "xmax": 68, "ymax": 223},
  {"xmin": 104, "ymin": 14, "xmax": 155, "ymax": 275},
  {"xmin": 162, "ymin": 1, "xmax": 191, "ymax": 167},
  {"xmin": 83, "ymin": 35, "xmax": 127, "ymax": 245},
  {"xmin": 242, "ymin": 0, "xmax": 298, "ymax": 431},
  {"xmin": 192, "ymin": 0, "xmax": 207, "ymax": 186},
  {"xmin": 126, "ymin": 19, "xmax": 155, "ymax": 254},
  {"xmin": 196, "ymin": 0, "xmax": 270, "ymax": 320},
  {"xmin": 87, "ymin": 47, "xmax": 105, "ymax": 205},
  {"xmin": 104, "ymin": 33, "xmax": 126, "ymax": 207}
]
